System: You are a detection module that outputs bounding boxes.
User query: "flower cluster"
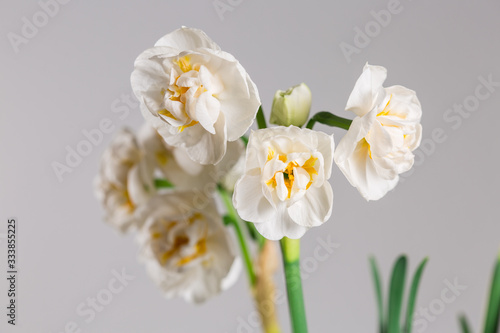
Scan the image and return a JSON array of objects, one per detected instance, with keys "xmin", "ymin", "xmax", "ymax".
[
  {"xmin": 95, "ymin": 124, "xmax": 243, "ymax": 303},
  {"xmin": 95, "ymin": 27, "xmax": 422, "ymax": 314}
]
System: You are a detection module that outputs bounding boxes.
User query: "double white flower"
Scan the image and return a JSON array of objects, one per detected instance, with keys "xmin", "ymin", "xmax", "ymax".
[
  {"xmin": 131, "ymin": 27, "xmax": 261, "ymax": 165},
  {"xmin": 94, "ymin": 129, "xmax": 153, "ymax": 232},
  {"xmin": 136, "ymin": 192, "xmax": 240, "ymax": 303},
  {"xmin": 334, "ymin": 63, "xmax": 422, "ymax": 201},
  {"xmin": 233, "ymin": 126, "xmax": 334, "ymax": 240}
]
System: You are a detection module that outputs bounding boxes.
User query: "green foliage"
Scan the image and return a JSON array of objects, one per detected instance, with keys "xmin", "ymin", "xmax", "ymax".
[
  {"xmin": 370, "ymin": 255, "xmax": 428, "ymax": 333},
  {"xmin": 459, "ymin": 253, "xmax": 500, "ymax": 333}
]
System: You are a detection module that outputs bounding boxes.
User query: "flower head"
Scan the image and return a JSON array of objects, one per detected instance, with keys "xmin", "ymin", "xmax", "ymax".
[
  {"xmin": 136, "ymin": 192, "xmax": 240, "ymax": 303},
  {"xmin": 131, "ymin": 27, "xmax": 260, "ymax": 165},
  {"xmin": 233, "ymin": 126, "xmax": 334, "ymax": 240},
  {"xmin": 94, "ymin": 129, "xmax": 153, "ymax": 232},
  {"xmin": 270, "ymin": 83, "xmax": 312, "ymax": 127},
  {"xmin": 334, "ymin": 63, "xmax": 422, "ymax": 201}
]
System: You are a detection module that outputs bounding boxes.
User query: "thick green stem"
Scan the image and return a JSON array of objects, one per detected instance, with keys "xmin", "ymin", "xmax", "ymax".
[
  {"xmin": 218, "ymin": 186, "xmax": 257, "ymax": 287},
  {"xmin": 256, "ymin": 105, "xmax": 268, "ymax": 129},
  {"xmin": 306, "ymin": 111, "xmax": 352, "ymax": 130},
  {"xmin": 280, "ymin": 237, "xmax": 308, "ymax": 333}
]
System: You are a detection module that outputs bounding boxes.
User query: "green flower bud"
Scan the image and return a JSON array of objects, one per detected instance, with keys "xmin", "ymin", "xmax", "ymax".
[{"xmin": 270, "ymin": 83, "xmax": 312, "ymax": 127}]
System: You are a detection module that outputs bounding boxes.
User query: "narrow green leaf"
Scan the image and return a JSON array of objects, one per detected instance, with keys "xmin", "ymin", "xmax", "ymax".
[
  {"xmin": 483, "ymin": 253, "xmax": 500, "ymax": 333},
  {"xmin": 154, "ymin": 178, "xmax": 174, "ymax": 189},
  {"xmin": 404, "ymin": 257, "xmax": 429, "ymax": 333},
  {"xmin": 370, "ymin": 257, "xmax": 385, "ymax": 333},
  {"xmin": 459, "ymin": 314, "xmax": 472, "ymax": 333},
  {"xmin": 387, "ymin": 256, "xmax": 407, "ymax": 333}
]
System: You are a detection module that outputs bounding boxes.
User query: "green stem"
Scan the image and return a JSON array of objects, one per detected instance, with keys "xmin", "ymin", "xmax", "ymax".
[
  {"xmin": 217, "ymin": 186, "xmax": 257, "ymax": 287},
  {"xmin": 305, "ymin": 111, "xmax": 352, "ymax": 130},
  {"xmin": 280, "ymin": 237, "xmax": 308, "ymax": 333},
  {"xmin": 256, "ymin": 105, "xmax": 267, "ymax": 129}
]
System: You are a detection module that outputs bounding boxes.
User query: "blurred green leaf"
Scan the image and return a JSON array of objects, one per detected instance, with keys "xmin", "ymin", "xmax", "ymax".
[
  {"xmin": 483, "ymin": 253, "xmax": 500, "ymax": 333},
  {"xmin": 388, "ymin": 256, "xmax": 407, "ymax": 333},
  {"xmin": 370, "ymin": 257, "xmax": 385, "ymax": 333},
  {"xmin": 459, "ymin": 314, "xmax": 472, "ymax": 333},
  {"xmin": 404, "ymin": 257, "xmax": 428, "ymax": 333}
]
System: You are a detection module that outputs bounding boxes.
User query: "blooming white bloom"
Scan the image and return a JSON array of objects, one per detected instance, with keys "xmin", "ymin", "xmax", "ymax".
[
  {"xmin": 270, "ymin": 83, "xmax": 312, "ymax": 127},
  {"xmin": 94, "ymin": 129, "xmax": 153, "ymax": 232},
  {"xmin": 233, "ymin": 126, "xmax": 334, "ymax": 240},
  {"xmin": 131, "ymin": 27, "xmax": 260, "ymax": 165},
  {"xmin": 137, "ymin": 124, "xmax": 245, "ymax": 192},
  {"xmin": 136, "ymin": 192, "xmax": 240, "ymax": 303},
  {"xmin": 334, "ymin": 63, "xmax": 422, "ymax": 201}
]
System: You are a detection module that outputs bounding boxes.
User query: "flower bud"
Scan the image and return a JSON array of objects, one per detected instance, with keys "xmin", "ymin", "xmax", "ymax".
[{"xmin": 270, "ymin": 83, "xmax": 312, "ymax": 127}]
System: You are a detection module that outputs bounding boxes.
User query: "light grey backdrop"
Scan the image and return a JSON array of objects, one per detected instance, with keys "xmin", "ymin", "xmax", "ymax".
[{"xmin": 1, "ymin": 0, "xmax": 499, "ymax": 332}]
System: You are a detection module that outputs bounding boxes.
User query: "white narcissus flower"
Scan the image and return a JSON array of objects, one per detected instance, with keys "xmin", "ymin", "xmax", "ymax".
[
  {"xmin": 94, "ymin": 129, "xmax": 153, "ymax": 232},
  {"xmin": 334, "ymin": 63, "xmax": 422, "ymax": 201},
  {"xmin": 131, "ymin": 27, "xmax": 261, "ymax": 165},
  {"xmin": 233, "ymin": 126, "xmax": 334, "ymax": 240},
  {"xmin": 137, "ymin": 124, "xmax": 245, "ymax": 192},
  {"xmin": 136, "ymin": 192, "xmax": 240, "ymax": 303}
]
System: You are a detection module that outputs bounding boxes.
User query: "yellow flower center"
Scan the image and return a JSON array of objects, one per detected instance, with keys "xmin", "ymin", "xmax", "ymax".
[
  {"xmin": 265, "ymin": 148, "xmax": 318, "ymax": 199},
  {"xmin": 158, "ymin": 55, "xmax": 207, "ymax": 132},
  {"xmin": 151, "ymin": 212, "xmax": 208, "ymax": 267}
]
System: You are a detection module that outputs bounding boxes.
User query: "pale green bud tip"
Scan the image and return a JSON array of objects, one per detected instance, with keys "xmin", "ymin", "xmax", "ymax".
[{"xmin": 270, "ymin": 83, "xmax": 312, "ymax": 127}]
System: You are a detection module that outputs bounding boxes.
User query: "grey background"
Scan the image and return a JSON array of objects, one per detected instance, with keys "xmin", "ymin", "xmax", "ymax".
[{"xmin": 1, "ymin": 0, "xmax": 499, "ymax": 332}]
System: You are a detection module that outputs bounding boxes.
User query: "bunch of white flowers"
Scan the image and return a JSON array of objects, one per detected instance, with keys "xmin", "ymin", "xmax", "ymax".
[{"xmin": 95, "ymin": 27, "xmax": 422, "ymax": 332}]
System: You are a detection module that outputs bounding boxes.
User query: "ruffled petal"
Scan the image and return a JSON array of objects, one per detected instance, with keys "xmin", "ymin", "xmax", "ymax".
[
  {"xmin": 254, "ymin": 204, "xmax": 308, "ymax": 240},
  {"xmin": 345, "ymin": 63, "xmax": 387, "ymax": 117},
  {"xmin": 155, "ymin": 27, "xmax": 221, "ymax": 51},
  {"xmin": 233, "ymin": 171, "xmax": 276, "ymax": 223},
  {"xmin": 288, "ymin": 183, "xmax": 333, "ymax": 227}
]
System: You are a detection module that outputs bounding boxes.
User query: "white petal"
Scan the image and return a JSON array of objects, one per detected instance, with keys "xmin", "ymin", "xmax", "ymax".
[
  {"xmin": 164, "ymin": 112, "xmax": 227, "ymax": 165},
  {"xmin": 292, "ymin": 167, "xmax": 310, "ymax": 190},
  {"xmin": 195, "ymin": 91, "xmax": 221, "ymax": 134},
  {"xmin": 315, "ymin": 131, "xmax": 335, "ymax": 179},
  {"xmin": 365, "ymin": 118, "xmax": 395, "ymax": 158},
  {"xmin": 408, "ymin": 124, "xmax": 422, "ymax": 151},
  {"xmin": 176, "ymin": 70, "xmax": 201, "ymax": 87},
  {"xmin": 275, "ymin": 172, "xmax": 288, "ymax": 201},
  {"xmin": 221, "ymin": 257, "xmax": 242, "ymax": 291},
  {"xmin": 198, "ymin": 65, "xmax": 224, "ymax": 94},
  {"xmin": 154, "ymin": 27, "xmax": 221, "ymax": 51},
  {"xmin": 171, "ymin": 146, "xmax": 204, "ymax": 176},
  {"xmin": 216, "ymin": 139, "xmax": 245, "ymax": 188},
  {"xmin": 200, "ymin": 48, "xmax": 261, "ymax": 141},
  {"xmin": 334, "ymin": 113, "xmax": 374, "ymax": 166},
  {"xmin": 384, "ymin": 85, "xmax": 422, "ymax": 121},
  {"xmin": 233, "ymin": 171, "xmax": 276, "ymax": 223},
  {"xmin": 345, "ymin": 63, "xmax": 387, "ymax": 117},
  {"xmin": 254, "ymin": 204, "xmax": 308, "ymax": 240},
  {"xmin": 288, "ymin": 183, "xmax": 333, "ymax": 227},
  {"xmin": 337, "ymin": 138, "xmax": 399, "ymax": 201}
]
